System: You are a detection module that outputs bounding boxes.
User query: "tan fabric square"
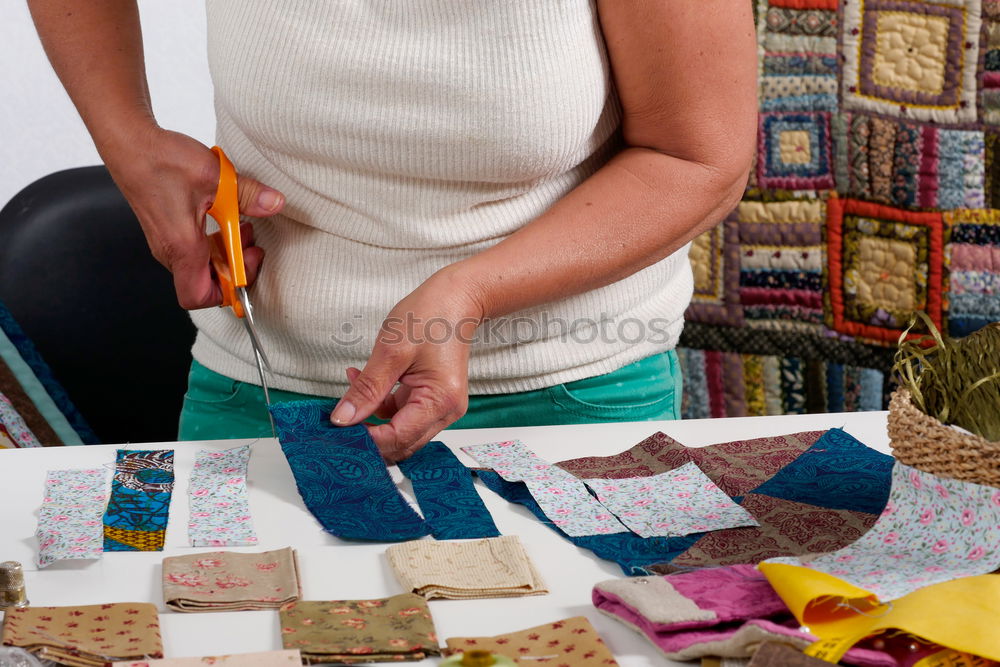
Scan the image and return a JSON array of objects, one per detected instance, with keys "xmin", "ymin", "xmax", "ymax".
[
  {"xmin": 856, "ymin": 235, "xmax": 917, "ymax": 311},
  {"xmin": 445, "ymin": 616, "xmax": 619, "ymax": 666},
  {"xmin": 778, "ymin": 130, "xmax": 811, "ymax": 165},
  {"xmin": 1, "ymin": 602, "xmax": 162, "ymax": 666},
  {"xmin": 872, "ymin": 12, "xmax": 950, "ymax": 94},
  {"xmin": 385, "ymin": 536, "xmax": 548, "ymax": 600},
  {"xmin": 162, "ymin": 547, "xmax": 301, "ymax": 612}
]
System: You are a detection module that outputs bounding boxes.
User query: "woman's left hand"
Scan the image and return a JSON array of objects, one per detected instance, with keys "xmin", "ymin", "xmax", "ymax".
[{"xmin": 329, "ymin": 268, "xmax": 484, "ymax": 462}]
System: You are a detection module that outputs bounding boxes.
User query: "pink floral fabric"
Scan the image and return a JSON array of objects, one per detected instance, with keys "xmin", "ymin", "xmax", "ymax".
[
  {"xmin": 0, "ymin": 391, "xmax": 41, "ymax": 448},
  {"xmin": 768, "ymin": 462, "xmax": 1000, "ymax": 600},
  {"xmin": 162, "ymin": 547, "xmax": 300, "ymax": 612},
  {"xmin": 188, "ymin": 445, "xmax": 257, "ymax": 547},
  {"xmin": 36, "ymin": 468, "xmax": 109, "ymax": 568},
  {"xmin": 464, "ymin": 440, "xmax": 629, "ymax": 537},
  {"xmin": 582, "ymin": 462, "xmax": 759, "ymax": 538}
]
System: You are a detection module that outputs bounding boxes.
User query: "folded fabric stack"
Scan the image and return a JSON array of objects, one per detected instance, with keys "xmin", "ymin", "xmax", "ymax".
[
  {"xmin": 444, "ymin": 616, "xmax": 619, "ymax": 666},
  {"xmin": 162, "ymin": 547, "xmax": 301, "ymax": 612},
  {"xmin": 385, "ymin": 536, "xmax": 547, "ymax": 600},
  {"xmin": 278, "ymin": 593, "xmax": 440, "ymax": 664},
  {"xmin": 0, "ymin": 602, "xmax": 162, "ymax": 666},
  {"xmin": 119, "ymin": 649, "xmax": 302, "ymax": 666},
  {"xmin": 592, "ymin": 565, "xmax": 892, "ymax": 666}
]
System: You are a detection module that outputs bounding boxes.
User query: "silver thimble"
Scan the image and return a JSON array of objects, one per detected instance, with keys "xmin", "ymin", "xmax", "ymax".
[{"xmin": 0, "ymin": 561, "xmax": 29, "ymax": 609}]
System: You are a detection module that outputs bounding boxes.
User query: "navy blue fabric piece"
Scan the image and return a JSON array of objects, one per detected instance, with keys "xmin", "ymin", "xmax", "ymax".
[
  {"xmin": 826, "ymin": 363, "xmax": 845, "ymax": 412},
  {"xmin": 750, "ymin": 427, "xmax": 893, "ymax": 515},
  {"xmin": 475, "ymin": 470, "xmax": 700, "ymax": 575},
  {"xmin": 0, "ymin": 299, "xmax": 98, "ymax": 444},
  {"xmin": 270, "ymin": 400, "xmax": 430, "ymax": 542},
  {"xmin": 397, "ymin": 441, "xmax": 500, "ymax": 540}
]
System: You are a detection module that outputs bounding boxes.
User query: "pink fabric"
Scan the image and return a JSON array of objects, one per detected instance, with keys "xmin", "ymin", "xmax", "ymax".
[
  {"xmin": 592, "ymin": 565, "xmax": 896, "ymax": 667},
  {"xmin": 950, "ymin": 243, "xmax": 1000, "ymax": 272}
]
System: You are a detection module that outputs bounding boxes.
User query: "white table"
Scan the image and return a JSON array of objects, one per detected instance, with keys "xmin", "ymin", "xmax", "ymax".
[{"xmin": 0, "ymin": 412, "xmax": 892, "ymax": 665}]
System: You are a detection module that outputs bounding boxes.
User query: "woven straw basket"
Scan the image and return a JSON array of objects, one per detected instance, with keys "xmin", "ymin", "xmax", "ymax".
[{"xmin": 887, "ymin": 388, "xmax": 1000, "ymax": 488}]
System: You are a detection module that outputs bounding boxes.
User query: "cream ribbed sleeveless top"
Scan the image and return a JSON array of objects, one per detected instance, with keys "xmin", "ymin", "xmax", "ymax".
[{"xmin": 192, "ymin": 0, "xmax": 692, "ymax": 396}]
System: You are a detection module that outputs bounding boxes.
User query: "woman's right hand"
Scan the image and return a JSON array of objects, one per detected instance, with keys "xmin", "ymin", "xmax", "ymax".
[{"xmin": 102, "ymin": 126, "xmax": 285, "ymax": 310}]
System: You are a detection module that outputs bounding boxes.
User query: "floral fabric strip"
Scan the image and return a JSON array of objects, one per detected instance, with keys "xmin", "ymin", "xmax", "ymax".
[
  {"xmin": 475, "ymin": 469, "xmax": 701, "ymax": 575},
  {"xmin": 444, "ymin": 616, "xmax": 620, "ymax": 666},
  {"xmin": 0, "ymin": 390, "xmax": 41, "ymax": 448},
  {"xmin": 279, "ymin": 594, "xmax": 441, "ymax": 663},
  {"xmin": 463, "ymin": 440, "xmax": 629, "ymax": 537},
  {"xmin": 102, "ymin": 450, "xmax": 174, "ymax": 552},
  {"xmin": 397, "ymin": 441, "xmax": 499, "ymax": 540},
  {"xmin": 188, "ymin": 445, "xmax": 257, "ymax": 547},
  {"xmin": 122, "ymin": 650, "xmax": 302, "ymax": 666},
  {"xmin": 36, "ymin": 468, "xmax": 109, "ymax": 568},
  {"xmin": 767, "ymin": 462, "xmax": 1000, "ymax": 600},
  {"xmin": 162, "ymin": 547, "xmax": 300, "ymax": 612},
  {"xmin": 270, "ymin": 401, "xmax": 430, "ymax": 542},
  {"xmin": 0, "ymin": 602, "xmax": 162, "ymax": 666},
  {"xmin": 583, "ymin": 462, "xmax": 759, "ymax": 538}
]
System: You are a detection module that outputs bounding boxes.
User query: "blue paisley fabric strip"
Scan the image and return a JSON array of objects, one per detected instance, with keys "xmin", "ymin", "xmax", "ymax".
[
  {"xmin": 475, "ymin": 469, "xmax": 700, "ymax": 575},
  {"xmin": 102, "ymin": 449, "xmax": 174, "ymax": 551},
  {"xmin": 750, "ymin": 427, "xmax": 893, "ymax": 514},
  {"xmin": 270, "ymin": 401, "xmax": 430, "ymax": 542},
  {"xmin": 397, "ymin": 441, "xmax": 499, "ymax": 540}
]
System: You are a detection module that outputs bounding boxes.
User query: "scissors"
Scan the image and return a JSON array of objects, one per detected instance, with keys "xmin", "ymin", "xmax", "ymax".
[{"xmin": 206, "ymin": 146, "xmax": 277, "ymax": 437}]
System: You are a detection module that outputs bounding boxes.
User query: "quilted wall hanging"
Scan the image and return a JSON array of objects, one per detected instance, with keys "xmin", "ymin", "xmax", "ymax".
[{"xmin": 678, "ymin": 0, "xmax": 1000, "ymax": 417}]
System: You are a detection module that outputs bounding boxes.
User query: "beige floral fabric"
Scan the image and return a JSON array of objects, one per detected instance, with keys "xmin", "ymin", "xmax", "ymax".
[
  {"xmin": 122, "ymin": 649, "xmax": 302, "ymax": 665},
  {"xmin": 162, "ymin": 547, "xmax": 300, "ymax": 612},
  {"xmin": 279, "ymin": 594, "xmax": 440, "ymax": 664},
  {"xmin": 1, "ymin": 602, "xmax": 162, "ymax": 667},
  {"xmin": 445, "ymin": 616, "xmax": 619, "ymax": 666},
  {"xmin": 385, "ymin": 536, "xmax": 548, "ymax": 600}
]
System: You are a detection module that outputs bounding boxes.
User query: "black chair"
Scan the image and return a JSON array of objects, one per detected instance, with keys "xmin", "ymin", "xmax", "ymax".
[{"xmin": 0, "ymin": 166, "xmax": 196, "ymax": 444}]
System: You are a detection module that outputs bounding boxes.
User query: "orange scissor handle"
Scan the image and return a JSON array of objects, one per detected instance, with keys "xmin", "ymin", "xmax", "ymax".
[{"xmin": 206, "ymin": 146, "xmax": 246, "ymax": 318}]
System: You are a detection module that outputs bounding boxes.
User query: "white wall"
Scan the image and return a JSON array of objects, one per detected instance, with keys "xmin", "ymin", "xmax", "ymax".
[{"xmin": 0, "ymin": 1, "xmax": 216, "ymax": 207}]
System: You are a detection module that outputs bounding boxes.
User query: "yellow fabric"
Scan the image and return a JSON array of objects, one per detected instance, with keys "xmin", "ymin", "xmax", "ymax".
[
  {"xmin": 872, "ymin": 12, "xmax": 949, "ymax": 94},
  {"xmin": 758, "ymin": 564, "xmax": 1000, "ymax": 663},
  {"xmin": 738, "ymin": 199, "xmax": 825, "ymax": 224}
]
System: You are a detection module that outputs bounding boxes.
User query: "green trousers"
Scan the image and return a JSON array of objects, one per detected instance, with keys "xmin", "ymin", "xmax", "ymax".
[{"xmin": 178, "ymin": 351, "xmax": 682, "ymax": 440}]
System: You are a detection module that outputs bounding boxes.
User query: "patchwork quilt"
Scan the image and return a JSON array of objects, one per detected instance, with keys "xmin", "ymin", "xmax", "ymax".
[{"xmin": 679, "ymin": 0, "xmax": 1000, "ymax": 417}]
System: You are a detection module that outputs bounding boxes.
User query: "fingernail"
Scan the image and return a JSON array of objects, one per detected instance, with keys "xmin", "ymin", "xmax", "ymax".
[
  {"xmin": 331, "ymin": 400, "xmax": 355, "ymax": 425},
  {"xmin": 258, "ymin": 190, "xmax": 282, "ymax": 212}
]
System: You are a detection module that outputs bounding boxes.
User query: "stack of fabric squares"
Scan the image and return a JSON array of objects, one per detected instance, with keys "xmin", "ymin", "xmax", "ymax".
[
  {"xmin": 278, "ymin": 593, "xmax": 440, "ymax": 663},
  {"xmin": 385, "ymin": 536, "xmax": 547, "ymax": 600},
  {"xmin": 444, "ymin": 616, "xmax": 619, "ymax": 666},
  {"xmin": 162, "ymin": 547, "xmax": 300, "ymax": 612},
  {"xmin": 0, "ymin": 602, "xmax": 162, "ymax": 666}
]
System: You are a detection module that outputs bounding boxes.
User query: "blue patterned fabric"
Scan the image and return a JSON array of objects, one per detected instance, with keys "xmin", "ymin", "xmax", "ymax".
[
  {"xmin": 475, "ymin": 470, "xmax": 700, "ymax": 575},
  {"xmin": 103, "ymin": 449, "xmax": 174, "ymax": 551},
  {"xmin": 397, "ymin": 441, "xmax": 499, "ymax": 540},
  {"xmin": 750, "ymin": 427, "xmax": 893, "ymax": 515},
  {"xmin": 270, "ymin": 400, "xmax": 430, "ymax": 542}
]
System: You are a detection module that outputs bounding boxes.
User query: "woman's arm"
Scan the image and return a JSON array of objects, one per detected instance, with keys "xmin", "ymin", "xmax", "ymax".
[
  {"xmin": 27, "ymin": 0, "xmax": 284, "ymax": 308},
  {"xmin": 334, "ymin": 0, "xmax": 757, "ymax": 459}
]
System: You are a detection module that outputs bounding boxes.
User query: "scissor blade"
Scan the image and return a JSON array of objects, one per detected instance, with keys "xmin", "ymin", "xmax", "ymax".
[{"xmin": 237, "ymin": 287, "xmax": 272, "ymax": 371}]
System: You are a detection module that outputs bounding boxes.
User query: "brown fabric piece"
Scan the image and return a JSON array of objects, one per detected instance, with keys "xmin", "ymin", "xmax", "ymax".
[
  {"xmin": 445, "ymin": 616, "xmax": 620, "ymax": 666},
  {"xmin": 556, "ymin": 431, "xmax": 691, "ymax": 478},
  {"xmin": 279, "ymin": 594, "xmax": 440, "ymax": 664},
  {"xmin": 385, "ymin": 536, "xmax": 547, "ymax": 600},
  {"xmin": 1, "ymin": 602, "xmax": 162, "ymax": 665},
  {"xmin": 162, "ymin": 547, "xmax": 301, "ymax": 612},
  {"xmin": 687, "ymin": 431, "xmax": 825, "ymax": 497},
  {"xmin": 748, "ymin": 642, "xmax": 830, "ymax": 666},
  {"xmin": 0, "ymin": 355, "xmax": 62, "ymax": 446},
  {"xmin": 653, "ymin": 494, "xmax": 878, "ymax": 570}
]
